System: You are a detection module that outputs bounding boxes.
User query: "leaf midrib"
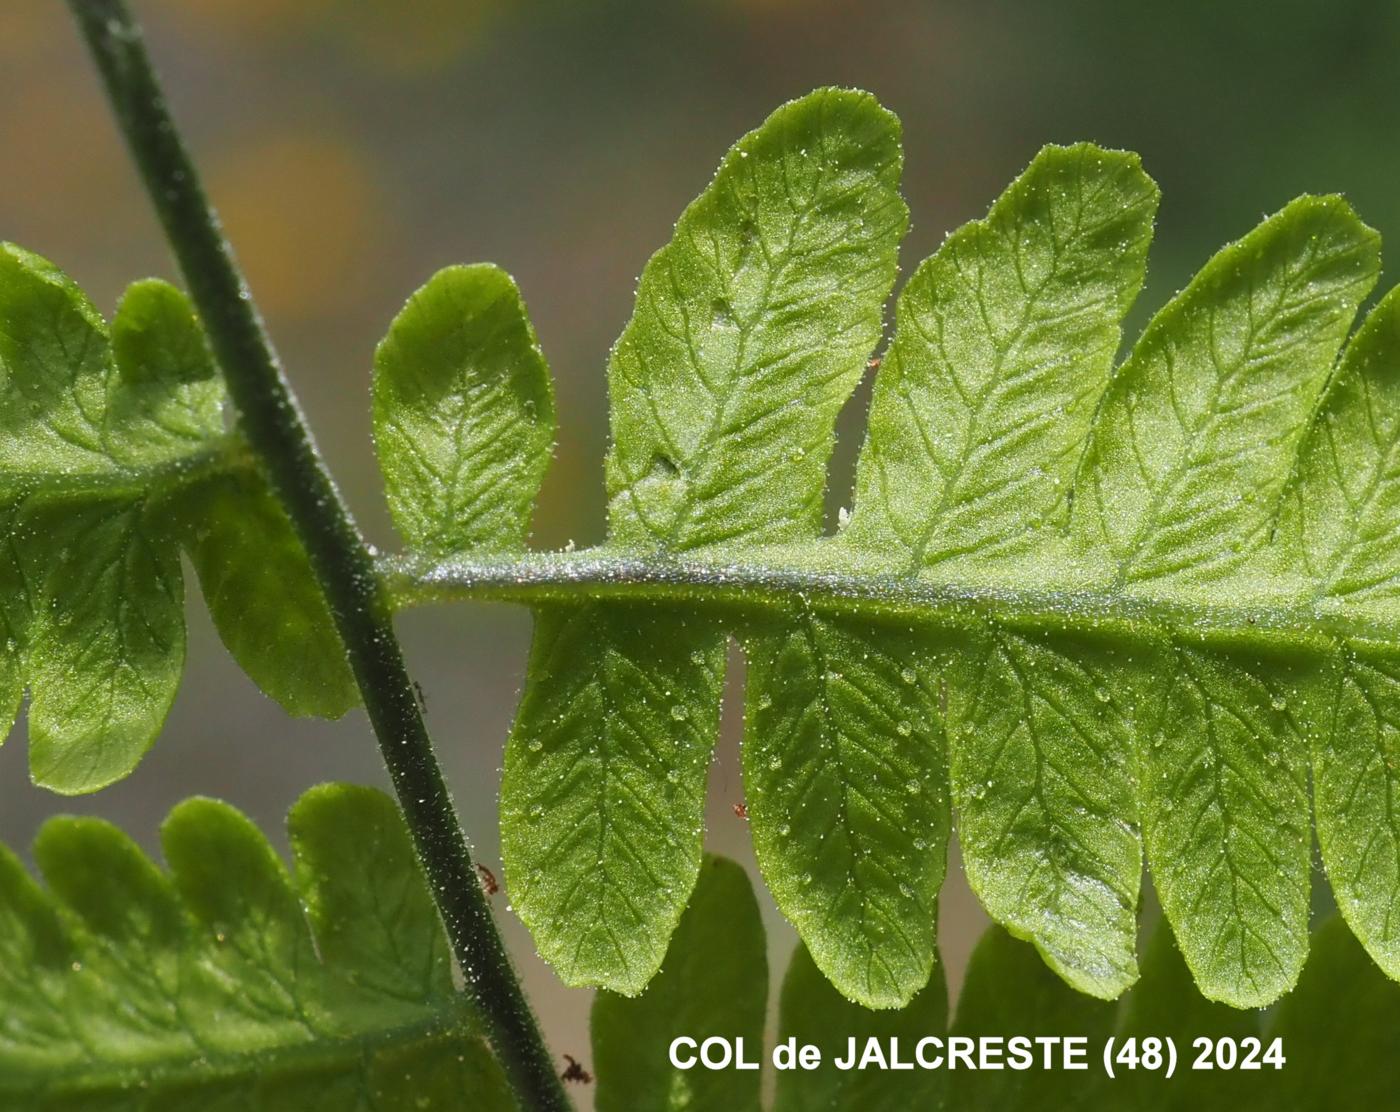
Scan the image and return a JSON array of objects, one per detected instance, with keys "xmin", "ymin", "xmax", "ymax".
[
  {"xmin": 0, "ymin": 435, "xmax": 251, "ymax": 504},
  {"xmin": 383, "ymin": 548, "xmax": 1400, "ymax": 652},
  {"xmin": 0, "ymin": 1009, "xmax": 470, "ymax": 1100}
]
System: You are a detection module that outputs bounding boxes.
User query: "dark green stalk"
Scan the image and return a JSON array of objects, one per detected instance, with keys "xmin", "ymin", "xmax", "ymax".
[{"xmin": 64, "ymin": 3, "xmax": 571, "ymax": 1108}]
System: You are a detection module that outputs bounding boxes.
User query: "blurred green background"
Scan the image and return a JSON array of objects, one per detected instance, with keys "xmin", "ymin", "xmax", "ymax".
[{"xmin": 2, "ymin": 0, "xmax": 1398, "ymax": 1099}]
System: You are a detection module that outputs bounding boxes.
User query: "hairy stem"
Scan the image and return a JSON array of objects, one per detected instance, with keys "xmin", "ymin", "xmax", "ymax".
[
  {"xmin": 64, "ymin": 3, "xmax": 572, "ymax": 1108},
  {"xmin": 383, "ymin": 550, "xmax": 1391, "ymax": 650}
]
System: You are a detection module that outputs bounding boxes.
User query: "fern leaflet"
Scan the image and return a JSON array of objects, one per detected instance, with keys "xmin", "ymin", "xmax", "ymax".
[{"xmin": 0, "ymin": 254, "xmax": 354, "ymax": 792}]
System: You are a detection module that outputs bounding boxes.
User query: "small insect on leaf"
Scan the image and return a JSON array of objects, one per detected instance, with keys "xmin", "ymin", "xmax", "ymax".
[
  {"xmin": 561, "ymin": 1054, "xmax": 593, "ymax": 1085},
  {"xmin": 476, "ymin": 863, "xmax": 499, "ymax": 895},
  {"xmin": 733, "ymin": 802, "xmax": 749, "ymax": 820}
]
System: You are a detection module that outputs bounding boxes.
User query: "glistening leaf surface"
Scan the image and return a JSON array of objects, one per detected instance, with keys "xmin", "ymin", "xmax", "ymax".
[
  {"xmin": 741, "ymin": 613, "xmax": 948, "ymax": 1008},
  {"xmin": 0, "ymin": 251, "xmax": 354, "ymax": 792},
  {"xmin": 1092, "ymin": 197, "xmax": 1379, "ymax": 1005},
  {"xmin": 385, "ymin": 88, "xmax": 1400, "ymax": 1009},
  {"xmin": 500, "ymin": 604, "xmax": 725, "ymax": 994},
  {"xmin": 945, "ymin": 625, "xmax": 1153, "ymax": 999},
  {"xmin": 373, "ymin": 264, "xmax": 555, "ymax": 556},
  {"xmin": 1279, "ymin": 288, "xmax": 1400, "ymax": 982},
  {"xmin": 772, "ymin": 941, "xmax": 947, "ymax": 1112},
  {"xmin": 0, "ymin": 784, "xmax": 513, "ymax": 1109},
  {"xmin": 834, "ymin": 146, "xmax": 1159, "ymax": 1001},
  {"xmin": 592, "ymin": 855, "xmax": 766, "ymax": 1112},
  {"xmin": 845, "ymin": 143, "xmax": 1158, "ymax": 574},
  {"xmin": 496, "ymin": 87, "xmax": 910, "ymax": 1000},
  {"xmin": 604, "ymin": 88, "xmax": 906, "ymax": 552},
  {"xmin": 1072, "ymin": 196, "xmax": 1377, "ymax": 590},
  {"xmin": 1138, "ymin": 645, "xmax": 1313, "ymax": 1007}
]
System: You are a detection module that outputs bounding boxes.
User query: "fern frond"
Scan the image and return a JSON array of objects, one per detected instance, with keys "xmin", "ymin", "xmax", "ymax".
[{"xmin": 373, "ymin": 88, "xmax": 1400, "ymax": 1010}]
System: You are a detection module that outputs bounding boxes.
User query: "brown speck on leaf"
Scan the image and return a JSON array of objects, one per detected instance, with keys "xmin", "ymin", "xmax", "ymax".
[
  {"xmin": 561, "ymin": 1054, "xmax": 593, "ymax": 1084},
  {"xmin": 412, "ymin": 679, "xmax": 428, "ymax": 712},
  {"xmin": 476, "ymin": 864, "xmax": 499, "ymax": 896},
  {"xmin": 732, "ymin": 802, "xmax": 748, "ymax": 820},
  {"xmin": 866, "ymin": 355, "xmax": 882, "ymax": 370}
]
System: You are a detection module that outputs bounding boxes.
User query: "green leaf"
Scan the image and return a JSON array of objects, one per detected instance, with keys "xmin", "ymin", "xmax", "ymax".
[
  {"xmin": 1310, "ymin": 643, "xmax": 1400, "ymax": 979},
  {"xmin": 604, "ymin": 87, "xmax": 905, "ymax": 552},
  {"xmin": 373, "ymin": 264, "xmax": 555, "ymax": 556},
  {"xmin": 845, "ymin": 143, "xmax": 1158, "ymax": 573},
  {"xmin": 1281, "ymin": 287, "xmax": 1400, "ymax": 613},
  {"xmin": 0, "ymin": 248, "xmax": 353, "ymax": 790},
  {"xmin": 107, "ymin": 278, "xmax": 225, "ymax": 456},
  {"xmin": 1138, "ymin": 644, "xmax": 1314, "ymax": 1007},
  {"xmin": 1262, "ymin": 915, "xmax": 1400, "ymax": 1111},
  {"xmin": 1072, "ymin": 195, "xmax": 1378, "ymax": 590},
  {"xmin": 1115, "ymin": 923, "xmax": 1257, "ymax": 1111},
  {"xmin": 501, "ymin": 604, "xmax": 726, "ymax": 994},
  {"xmin": 833, "ymin": 143, "xmax": 1158, "ymax": 1004},
  {"xmin": 172, "ymin": 469, "xmax": 357, "ymax": 718},
  {"xmin": 0, "ymin": 244, "xmax": 119, "ymax": 474},
  {"xmin": 1085, "ymin": 198, "xmax": 1378, "ymax": 1006},
  {"xmin": 741, "ymin": 613, "xmax": 948, "ymax": 1009},
  {"xmin": 22, "ymin": 499, "xmax": 184, "ymax": 793},
  {"xmin": 385, "ymin": 92, "xmax": 1400, "ymax": 1009},
  {"xmin": 946, "ymin": 625, "xmax": 1155, "ymax": 999},
  {"xmin": 0, "ymin": 784, "xmax": 514, "ymax": 1109},
  {"xmin": 0, "ymin": 249, "xmax": 194, "ymax": 791},
  {"xmin": 1279, "ymin": 287, "xmax": 1400, "ymax": 981},
  {"xmin": 949, "ymin": 925, "xmax": 1117, "ymax": 1112},
  {"xmin": 592, "ymin": 855, "xmax": 766, "ymax": 1112},
  {"xmin": 496, "ymin": 87, "xmax": 908, "ymax": 998},
  {"xmin": 773, "ymin": 941, "xmax": 947, "ymax": 1112}
]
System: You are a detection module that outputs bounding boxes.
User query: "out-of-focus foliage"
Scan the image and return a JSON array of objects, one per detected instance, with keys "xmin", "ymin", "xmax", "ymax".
[
  {"xmin": 0, "ymin": 785, "xmax": 514, "ymax": 1109},
  {"xmin": 594, "ymin": 857, "xmax": 1400, "ymax": 1111}
]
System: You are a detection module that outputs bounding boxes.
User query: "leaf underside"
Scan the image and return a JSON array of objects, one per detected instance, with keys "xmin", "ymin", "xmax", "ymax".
[
  {"xmin": 591, "ymin": 855, "xmax": 767, "ymax": 1112},
  {"xmin": 372, "ymin": 84, "xmax": 1400, "ymax": 1013},
  {"xmin": 0, "ymin": 255, "xmax": 355, "ymax": 793},
  {"xmin": 593, "ymin": 855, "xmax": 1400, "ymax": 1112},
  {"xmin": 10, "ymin": 80, "xmax": 1396, "ymax": 1018},
  {"xmin": 0, "ymin": 784, "xmax": 513, "ymax": 1110}
]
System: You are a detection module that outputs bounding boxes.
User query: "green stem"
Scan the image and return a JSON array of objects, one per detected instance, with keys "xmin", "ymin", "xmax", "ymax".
[
  {"xmin": 64, "ymin": 4, "xmax": 572, "ymax": 1109},
  {"xmin": 383, "ymin": 549, "xmax": 1390, "ymax": 650}
]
